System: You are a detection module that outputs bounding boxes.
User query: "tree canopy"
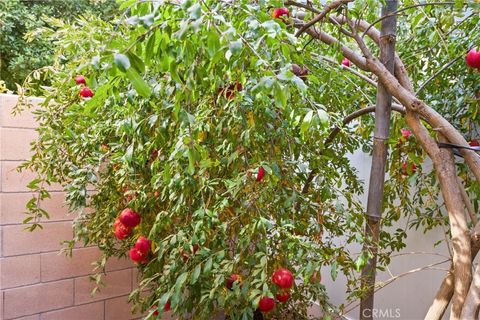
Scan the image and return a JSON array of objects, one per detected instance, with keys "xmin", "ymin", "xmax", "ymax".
[
  {"xmin": 0, "ymin": 0, "xmax": 118, "ymax": 91},
  {"xmin": 17, "ymin": 0, "xmax": 480, "ymax": 319}
]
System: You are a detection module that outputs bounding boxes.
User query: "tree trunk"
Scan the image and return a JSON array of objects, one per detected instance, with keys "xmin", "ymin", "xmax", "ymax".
[
  {"xmin": 434, "ymin": 136, "xmax": 472, "ymax": 319},
  {"xmin": 426, "ymin": 224, "xmax": 480, "ymax": 319},
  {"xmin": 460, "ymin": 263, "xmax": 480, "ymax": 319},
  {"xmin": 293, "ymin": 8, "xmax": 476, "ymax": 319},
  {"xmin": 359, "ymin": 2, "xmax": 398, "ymax": 319}
]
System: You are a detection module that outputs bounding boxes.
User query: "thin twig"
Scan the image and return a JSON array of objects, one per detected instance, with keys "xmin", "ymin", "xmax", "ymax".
[
  {"xmin": 295, "ymin": 0, "xmax": 353, "ymax": 37},
  {"xmin": 361, "ymin": 2, "xmax": 455, "ymax": 38},
  {"xmin": 457, "ymin": 177, "xmax": 479, "ymax": 226},
  {"xmin": 416, "ymin": 54, "xmax": 465, "ymax": 94},
  {"xmin": 342, "ymin": 259, "xmax": 451, "ymax": 314},
  {"xmin": 285, "ymin": 1, "xmax": 321, "ymax": 14},
  {"xmin": 300, "ymin": 104, "xmax": 405, "ymax": 195}
]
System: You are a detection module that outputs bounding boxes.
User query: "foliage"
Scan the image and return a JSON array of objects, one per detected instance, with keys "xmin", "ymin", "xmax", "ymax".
[
  {"xmin": 0, "ymin": 0, "xmax": 118, "ymax": 91},
  {"xmin": 0, "ymin": 80, "xmax": 7, "ymax": 93},
  {"xmin": 17, "ymin": 0, "xmax": 480, "ymax": 319}
]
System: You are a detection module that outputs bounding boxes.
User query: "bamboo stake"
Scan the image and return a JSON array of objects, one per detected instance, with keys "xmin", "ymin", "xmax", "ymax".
[{"xmin": 359, "ymin": 1, "xmax": 398, "ymax": 319}]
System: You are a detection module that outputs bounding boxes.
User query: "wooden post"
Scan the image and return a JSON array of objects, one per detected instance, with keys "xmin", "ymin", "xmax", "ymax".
[{"xmin": 359, "ymin": 1, "xmax": 398, "ymax": 319}]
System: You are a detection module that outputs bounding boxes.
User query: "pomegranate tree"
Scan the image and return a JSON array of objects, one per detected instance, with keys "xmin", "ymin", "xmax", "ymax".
[{"xmin": 18, "ymin": 0, "xmax": 480, "ymax": 319}]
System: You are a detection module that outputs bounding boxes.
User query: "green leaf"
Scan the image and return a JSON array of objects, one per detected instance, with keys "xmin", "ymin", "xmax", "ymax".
[
  {"xmin": 118, "ymin": 0, "xmax": 136, "ymax": 11},
  {"xmin": 114, "ymin": 53, "xmax": 131, "ymax": 72},
  {"xmin": 191, "ymin": 264, "xmax": 201, "ymax": 284},
  {"xmin": 145, "ymin": 33, "xmax": 156, "ymax": 66},
  {"xmin": 229, "ymin": 40, "xmax": 243, "ymax": 55},
  {"xmin": 206, "ymin": 31, "xmax": 220, "ymax": 58},
  {"xmin": 204, "ymin": 257, "xmax": 213, "ymax": 273},
  {"xmin": 273, "ymin": 82, "xmax": 286, "ymax": 108},
  {"xmin": 317, "ymin": 109, "xmax": 329, "ymax": 126},
  {"xmin": 23, "ymin": 216, "xmax": 34, "ymax": 224},
  {"xmin": 300, "ymin": 110, "xmax": 314, "ymax": 135},
  {"xmin": 174, "ymin": 272, "xmax": 189, "ymax": 292},
  {"xmin": 127, "ymin": 52, "xmax": 145, "ymax": 73},
  {"xmin": 355, "ymin": 253, "xmax": 368, "ymax": 271},
  {"xmin": 330, "ymin": 261, "xmax": 338, "ymax": 281},
  {"xmin": 126, "ymin": 68, "xmax": 151, "ymax": 98}
]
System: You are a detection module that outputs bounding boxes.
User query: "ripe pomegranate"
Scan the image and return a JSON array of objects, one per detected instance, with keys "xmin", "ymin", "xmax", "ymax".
[
  {"xmin": 341, "ymin": 58, "xmax": 350, "ymax": 67},
  {"xmin": 114, "ymin": 227, "xmax": 130, "ymax": 240},
  {"xmin": 271, "ymin": 7, "xmax": 289, "ymax": 20},
  {"xmin": 218, "ymin": 82, "xmax": 242, "ymax": 100},
  {"xmin": 469, "ymin": 139, "xmax": 479, "ymax": 147},
  {"xmin": 276, "ymin": 291, "xmax": 290, "ymax": 303},
  {"xmin": 75, "ymin": 75, "xmax": 86, "ymax": 85},
  {"xmin": 79, "ymin": 86, "xmax": 94, "ymax": 98},
  {"xmin": 256, "ymin": 166, "xmax": 265, "ymax": 182},
  {"xmin": 119, "ymin": 208, "xmax": 141, "ymax": 228},
  {"xmin": 164, "ymin": 300, "xmax": 171, "ymax": 311},
  {"xmin": 258, "ymin": 296, "xmax": 275, "ymax": 312},
  {"xmin": 401, "ymin": 162, "xmax": 417, "ymax": 176},
  {"xmin": 129, "ymin": 247, "xmax": 147, "ymax": 264},
  {"xmin": 134, "ymin": 236, "xmax": 151, "ymax": 254},
  {"xmin": 113, "ymin": 218, "xmax": 132, "ymax": 240},
  {"xmin": 226, "ymin": 273, "xmax": 240, "ymax": 290},
  {"xmin": 150, "ymin": 149, "xmax": 159, "ymax": 161},
  {"xmin": 466, "ymin": 48, "xmax": 480, "ymax": 69},
  {"xmin": 272, "ymin": 268, "xmax": 294, "ymax": 289}
]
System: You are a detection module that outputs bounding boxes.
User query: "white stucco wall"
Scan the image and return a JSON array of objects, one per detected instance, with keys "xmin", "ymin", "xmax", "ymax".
[{"xmin": 320, "ymin": 150, "xmax": 452, "ymax": 320}]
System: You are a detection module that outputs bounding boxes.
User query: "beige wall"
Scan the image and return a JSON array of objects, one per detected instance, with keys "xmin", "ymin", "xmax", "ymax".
[{"xmin": 0, "ymin": 94, "xmax": 146, "ymax": 320}]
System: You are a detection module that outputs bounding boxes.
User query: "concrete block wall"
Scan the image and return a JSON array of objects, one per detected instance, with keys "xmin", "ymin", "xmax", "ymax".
[{"xmin": 0, "ymin": 94, "xmax": 148, "ymax": 320}]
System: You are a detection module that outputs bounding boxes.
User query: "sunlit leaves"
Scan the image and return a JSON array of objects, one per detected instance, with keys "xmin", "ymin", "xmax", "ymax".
[
  {"xmin": 17, "ymin": 0, "xmax": 480, "ymax": 318},
  {"xmin": 126, "ymin": 68, "xmax": 151, "ymax": 97}
]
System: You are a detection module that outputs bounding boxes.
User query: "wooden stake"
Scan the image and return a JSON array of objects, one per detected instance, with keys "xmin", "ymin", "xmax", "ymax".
[{"xmin": 359, "ymin": 1, "xmax": 398, "ymax": 319}]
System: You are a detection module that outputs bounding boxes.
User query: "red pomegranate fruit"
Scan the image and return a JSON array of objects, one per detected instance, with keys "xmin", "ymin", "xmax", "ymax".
[
  {"xmin": 258, "ymin": 296, "xmax": 275, "ymax": 312},
  {"xmin": 226, "ymin": 273, "xmax": 240, "ymax": 290},
  {"xmin": 276, "ymin": 291, "xmax": 290, "ymax": 303},
  {"xmin": 79, "ymin": 86, "xmax": 94, "ymax": 98},
  {"xmin": 119, "ymin": 208, "xmax": 141, "ymax": 228},
  {"xmin": 271, "ymin": 7, "xmax": 290, "ymax": 20},
  {"xmin": 256, "ymin": 166, "xmax": 265, "ymax": 182},
  {"xmin": 75, "ymin": 75, "xmax": 86, "ymax": 85},
  {"xmin": 272, "ymin": 268, "xmax": 294, "ymax": 289}
]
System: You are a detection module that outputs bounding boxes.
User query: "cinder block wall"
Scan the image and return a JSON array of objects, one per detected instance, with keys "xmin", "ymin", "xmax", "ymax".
[{"xmin": 0, "ymin": 94, "xmax": 147, "ymax": 320}]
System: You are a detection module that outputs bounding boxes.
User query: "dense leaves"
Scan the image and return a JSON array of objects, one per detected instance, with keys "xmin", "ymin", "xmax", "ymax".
[
  {"xmin": 0, "ymin": 0, "xmax": 118, "ymax": 91},
  {"xmin": 17, "ymin": 0, "xmax": 479, "ymax": 319}
]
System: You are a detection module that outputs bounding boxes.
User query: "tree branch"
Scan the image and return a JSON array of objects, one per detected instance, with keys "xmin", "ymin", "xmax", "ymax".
[
  {"xmin": 298, "ymin": 14, "xmax": 480, "ymax": 182},
  {"xmin": 293, "ymin": 20, "xmax": 369, "ymax": 71},
  {"xmin": 285, "ymin": 1, "xmax": 321, "ymax": 14},
  {"xmin": 301, "ymin": 104, "xmax": 405, "ymax": 195},
  {"xmin": 458, "ymin": 177, "xmax": 478, "ymax": 225},
  {"xmin": 361, "ymin": 2, "xmax": 455, "ymax": 38},
  {"xmin": 312, "ymin": 53, "xmax": 377, "ymax": 87},
  {"xmin": 425, "ymin": 222, "xmax": 480, "ymax": 320},
  {"xmin": 416, "ymin": 54, "xmax": 464, "ymax": 94},
  {"xmin": 295, "ymin": 13, "xmax": 478, "ymax": 318},
  {"xmin": 294, "ymin": 0, "xmax": 353, "ymax": 37},
  {"xmin": 461, "ymin": 262, "xmax": 480, "ymax": 318}
]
